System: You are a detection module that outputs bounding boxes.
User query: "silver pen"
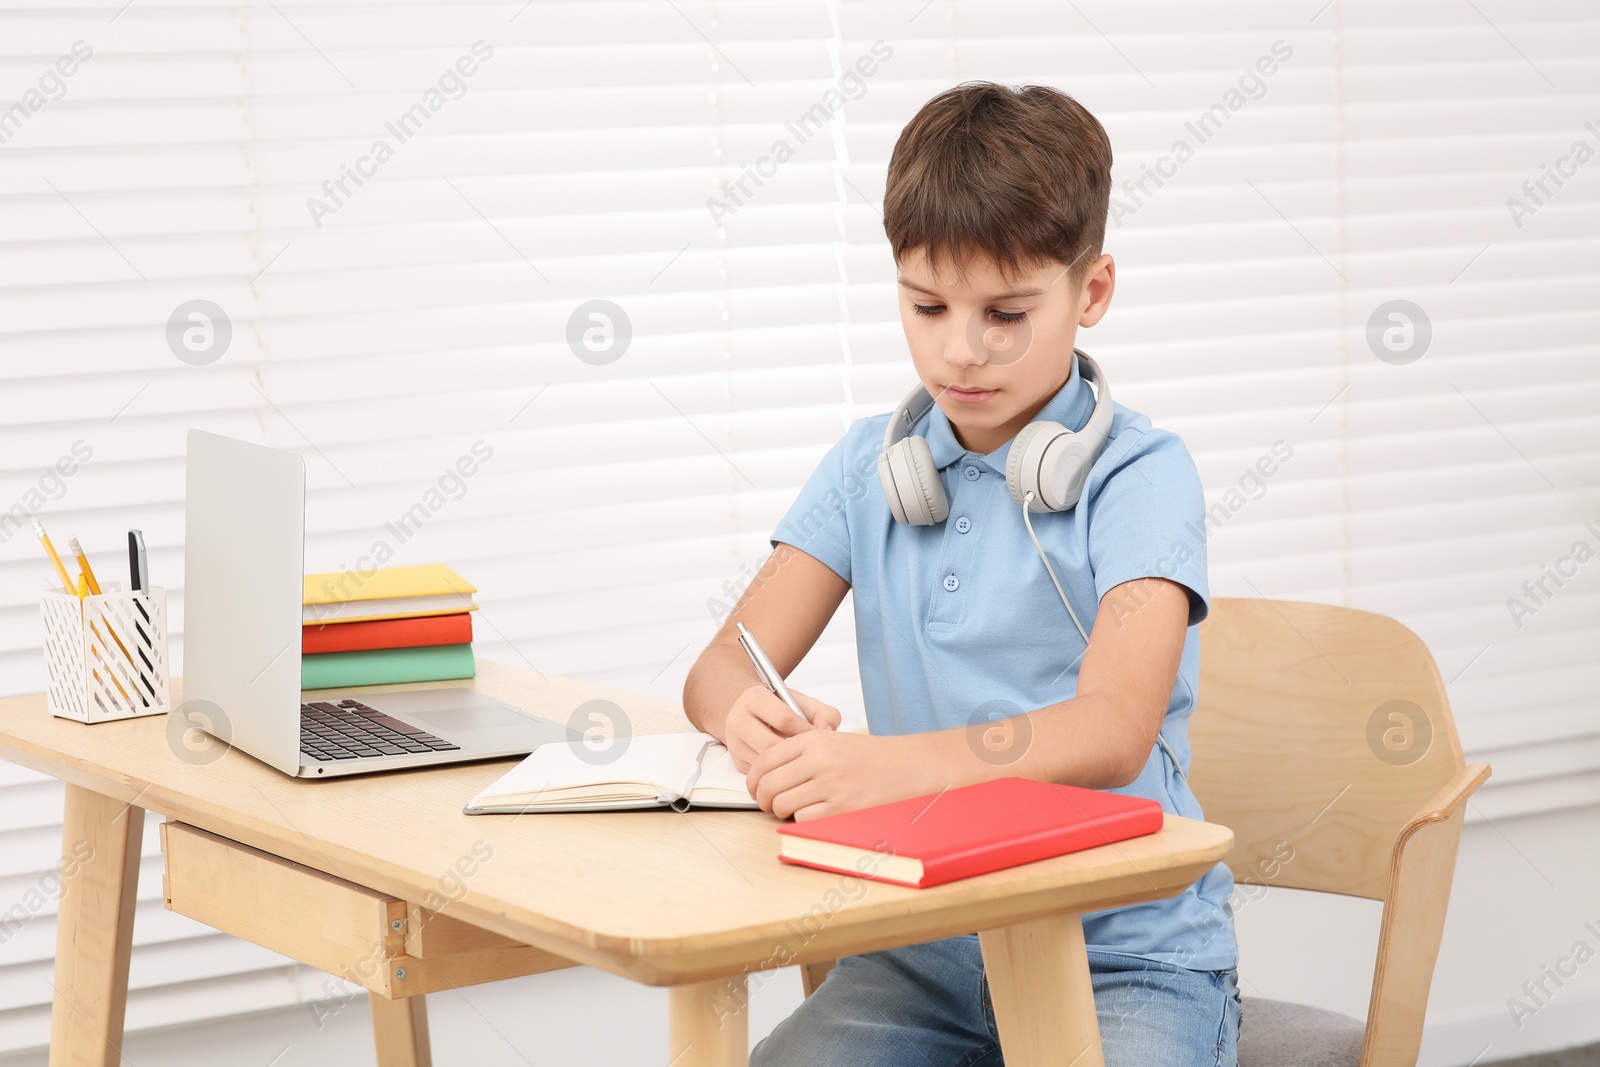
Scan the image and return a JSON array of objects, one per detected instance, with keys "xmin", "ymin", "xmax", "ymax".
[{"xmin": 736, "ymin": 622, "xmax": 809, "ymax": 722}]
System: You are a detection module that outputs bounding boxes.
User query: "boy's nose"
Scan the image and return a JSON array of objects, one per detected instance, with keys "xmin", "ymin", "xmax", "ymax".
[{"xmin": 944, "ymin": 325, "xmax": 988, "ymax": 368}]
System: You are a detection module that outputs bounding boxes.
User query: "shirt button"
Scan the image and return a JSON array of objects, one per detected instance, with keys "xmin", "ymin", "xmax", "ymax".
[
  {"xmin": 943, "ymin": 574, "xmax": 960, "ymax": 592},
  {"xmin": 955, "ymin": 516, "xmax": 971, "ymax": 534},
  {"xmin": 963, "ymin": 465, "xmax": 980, "ymax": 481}
]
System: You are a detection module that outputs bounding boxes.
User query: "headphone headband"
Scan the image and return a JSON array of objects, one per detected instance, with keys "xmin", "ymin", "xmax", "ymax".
[
  {"xmin": 1074, "ymin": 350, "xmax": 1112, "ymax": 438},
  {"xmin": 883, "ymin": 383, "xmax": 940, "ymax": 453}
]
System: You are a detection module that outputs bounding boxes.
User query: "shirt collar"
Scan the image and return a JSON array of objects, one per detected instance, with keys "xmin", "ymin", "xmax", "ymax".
[{"xmin": 921, "ymin": 352, "xmax": 1097, "ymax": 472}]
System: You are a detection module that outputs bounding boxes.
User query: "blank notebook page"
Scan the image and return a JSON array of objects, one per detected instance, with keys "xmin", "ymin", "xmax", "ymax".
[
  {"xmin": 684, "ymin": 741, "xmax": 754, "ymax": 805},
  {"xmin": 471, "ymin": 731, "xmax": 754, "ymax": 807}
]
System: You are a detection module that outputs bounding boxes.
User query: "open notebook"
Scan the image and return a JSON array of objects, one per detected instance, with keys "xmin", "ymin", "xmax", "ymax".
[{"xmin": 462, "ymin": 731, "xmax": 759, "ymax": 814}]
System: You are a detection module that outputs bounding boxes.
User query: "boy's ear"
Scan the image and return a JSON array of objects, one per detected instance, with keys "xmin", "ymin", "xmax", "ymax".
[{"xmin": 1077, "ymin": 254, "xmax": 1115, "ymax": 328}]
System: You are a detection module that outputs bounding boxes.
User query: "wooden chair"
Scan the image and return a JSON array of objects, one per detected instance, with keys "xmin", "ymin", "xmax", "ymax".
[
  {"xmin": 1188, "ymin": 598, "xmax": 1488, "ymax": 1066},
  {"xmin": 800, "ymin": 598, "xmax": 1489, "ymax": 1067}
]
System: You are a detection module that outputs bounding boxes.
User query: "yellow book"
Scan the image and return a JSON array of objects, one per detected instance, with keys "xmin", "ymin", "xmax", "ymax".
[{"xmin": 303, "ymin": 564, "xmax": 477, "ymax": 626}]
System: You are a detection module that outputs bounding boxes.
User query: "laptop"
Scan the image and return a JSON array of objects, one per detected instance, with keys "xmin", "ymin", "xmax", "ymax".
[{"xmin": 182, "ymin": 429, "xmax": 566, "ymax": 778}]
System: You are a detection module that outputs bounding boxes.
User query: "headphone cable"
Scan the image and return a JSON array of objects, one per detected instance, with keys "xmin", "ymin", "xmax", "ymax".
[
  {"xmin": 1020, "ymin": 491, "xmax": 1188, "ymax": 783},
  {"xmin": 1021, "ymin": 491, "xmax": 1090, "ymax": 642}
]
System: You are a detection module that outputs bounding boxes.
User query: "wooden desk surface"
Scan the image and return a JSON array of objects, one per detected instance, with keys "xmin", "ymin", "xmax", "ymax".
[{"xmin": 0, "ymin": 660, "xmax": 1232, "ymax": 986}]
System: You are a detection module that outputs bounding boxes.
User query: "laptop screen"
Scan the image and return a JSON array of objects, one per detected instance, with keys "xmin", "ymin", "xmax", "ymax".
[{"xmin": 182, "ymin": 430, "xmax": 307, "ymax": 775}]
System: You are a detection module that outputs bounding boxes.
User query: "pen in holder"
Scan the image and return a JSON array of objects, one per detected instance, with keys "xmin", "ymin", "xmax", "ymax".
[{"xmin": 40, "ymin": 584, "xmax": 171, "ymax": 723}]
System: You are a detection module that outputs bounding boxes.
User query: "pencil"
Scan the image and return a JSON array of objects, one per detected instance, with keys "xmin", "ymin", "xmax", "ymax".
[
  {"xmin": 68, "ymin": 536, "xmax": 103, "ymax": 596},
  {"xmin": 32, "ymin": 520, "xmax": 74, "ymax": 594}
]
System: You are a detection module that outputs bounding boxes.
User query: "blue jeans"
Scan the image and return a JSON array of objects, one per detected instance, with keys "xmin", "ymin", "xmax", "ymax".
[{"xmin": 753, "ymin": 935, "xmax": 1241, "ymax": 1067}]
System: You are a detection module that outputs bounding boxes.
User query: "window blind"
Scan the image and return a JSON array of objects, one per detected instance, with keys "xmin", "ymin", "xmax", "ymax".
[{"xmin": 0, "ymin": 0, "xmax": 1595, "ymax": 1052}]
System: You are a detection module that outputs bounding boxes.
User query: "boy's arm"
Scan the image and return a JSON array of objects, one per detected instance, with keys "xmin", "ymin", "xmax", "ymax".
[
  {"xmin": 992, "ymin": 575, "xmax": 1189, "ymax": 787},
  {"xmin": 746, "ymin": 576, "xmax": 1188, "ymax": 820},
  {"xmin": 682, "ymin": 543, "xmax": 851, "ymax": 769}
]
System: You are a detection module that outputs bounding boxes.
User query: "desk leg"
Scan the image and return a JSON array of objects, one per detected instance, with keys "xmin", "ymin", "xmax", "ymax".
[
  {"xmin": 979, "ymin": 912, "xmax": 1104, "ymax": 1067},
  {"xmin": 799, "ymin": 959, "xmax": 835, "ymax": 998},
  {"xmin": 49, "ymin": 784, "xmax": 144, "ymax": 1067},
  {"xmin": 668, "ymin": 975, "xmax": 747, "ymax": 1067},
  {"xmin": 370, "ymin": 993, "xmax": 432, "ymax": 1067}
]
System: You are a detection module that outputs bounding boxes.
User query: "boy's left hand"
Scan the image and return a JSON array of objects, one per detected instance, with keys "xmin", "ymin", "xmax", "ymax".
[{"xmin": 746, "ymin": 729, "xmax": 944, "ymax": 821}]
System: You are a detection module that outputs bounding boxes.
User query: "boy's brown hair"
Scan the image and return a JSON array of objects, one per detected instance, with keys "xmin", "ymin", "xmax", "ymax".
[{"xmin": 883, "ymin": 81, "xmax": 1113, "ymax": 283}]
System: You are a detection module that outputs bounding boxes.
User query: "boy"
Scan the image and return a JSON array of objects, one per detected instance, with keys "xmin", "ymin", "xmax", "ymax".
[{"xmin": 682, "ymin": 82, "xmax": 1240, "ymax": 1067}]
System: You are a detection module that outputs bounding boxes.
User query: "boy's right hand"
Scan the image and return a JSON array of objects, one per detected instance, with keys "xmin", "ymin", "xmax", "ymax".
[{"xmin": 723, "ymin": 684, "xmax": 841, "ymax": 772}]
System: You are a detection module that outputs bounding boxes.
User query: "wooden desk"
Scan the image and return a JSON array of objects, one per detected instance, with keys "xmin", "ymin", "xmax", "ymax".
[{"xmin": 0, "ymin": 661, "xmax": 1232, "ymax": 1067}]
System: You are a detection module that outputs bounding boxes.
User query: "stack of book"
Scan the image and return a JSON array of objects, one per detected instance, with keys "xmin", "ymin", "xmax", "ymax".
[{"xmin": 301, "ymin": 564, "xmax": 478, "ymax": 690}]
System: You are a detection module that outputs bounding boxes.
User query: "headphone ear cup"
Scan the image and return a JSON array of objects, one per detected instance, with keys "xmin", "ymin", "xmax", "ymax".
[
  {"xmin": 878, "ymin": 437, "xmax": 948, "ymax": 525},
  {"xmin": 1006, "ymin": 421, "xmax": 1062, "ymax": 510},
  {"xmin": 1041, "ymin": 433, "xmax": 1096, "ymax": 510},
  {"xmin": 876, "ymin": 447, "xmax": 910, "ymax": 524},
  {"xmin": 904, "ymin": 435, "xmax": 949, "ymax": 524}
]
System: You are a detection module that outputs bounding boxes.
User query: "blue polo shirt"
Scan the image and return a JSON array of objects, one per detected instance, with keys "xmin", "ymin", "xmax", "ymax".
[{"xmin": 770, "ymin": 354, "xmax": 1237, "ymax": 971}]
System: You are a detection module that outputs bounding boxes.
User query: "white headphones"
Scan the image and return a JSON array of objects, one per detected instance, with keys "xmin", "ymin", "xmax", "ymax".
[
  {"xmin": 873, "ymin": 349, "xmax": 1189, "ymax": 782},
  {"xmin": 877, "ymin": 349, "xmax": 1113, "ymax": 525}
]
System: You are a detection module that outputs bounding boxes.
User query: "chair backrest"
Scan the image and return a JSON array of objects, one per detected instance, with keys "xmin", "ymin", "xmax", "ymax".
[{"xmin": 1187, "ymin": 598, "xmax": 1467, "ymax": 901}]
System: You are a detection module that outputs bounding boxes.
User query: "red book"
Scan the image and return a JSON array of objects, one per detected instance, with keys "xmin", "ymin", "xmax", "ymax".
[
  {"xmin": 301, "ymin": 612, "xmax": 473, "ymax": 655},
  {"xmin": 776, "ymin": 777, "xmax": 1164, "ymax": 889}
]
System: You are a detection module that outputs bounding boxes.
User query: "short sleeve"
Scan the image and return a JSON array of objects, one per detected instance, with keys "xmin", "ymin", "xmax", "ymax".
[
  {"xmin": 1085, "ymin": 427, "xmax": 1210, "ymax": 626},
  {"xmin": 769, "ymin": 428, "xmax": 869, "ymax": 586}
]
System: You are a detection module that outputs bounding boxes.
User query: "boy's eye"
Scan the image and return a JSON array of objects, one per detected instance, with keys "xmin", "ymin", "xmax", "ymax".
[{"xmin": 911, "ymin": 305, "xmax": 1027, "ymax": 322}]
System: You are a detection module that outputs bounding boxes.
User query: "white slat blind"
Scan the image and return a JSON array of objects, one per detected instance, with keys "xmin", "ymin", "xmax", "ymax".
[{"xmin": 0, "ymin": 0, "xmax": 1595, "ymax": 1052}]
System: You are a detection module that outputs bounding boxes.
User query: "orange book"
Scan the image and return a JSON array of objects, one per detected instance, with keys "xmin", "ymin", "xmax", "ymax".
[{"xmin": 301, "ymin": 612, "xmax": 472, "ymax": 655}]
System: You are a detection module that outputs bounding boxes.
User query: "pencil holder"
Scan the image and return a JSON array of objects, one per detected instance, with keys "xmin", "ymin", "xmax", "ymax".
[{"xmin": 40, "ymin": 585, "xmax": 171, "ymax": 723}]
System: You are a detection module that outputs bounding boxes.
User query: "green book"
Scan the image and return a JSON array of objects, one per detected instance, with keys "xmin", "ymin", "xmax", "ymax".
[{"xmin": 301, "ymin": 642, "xmax": 475, "ymax": 690}]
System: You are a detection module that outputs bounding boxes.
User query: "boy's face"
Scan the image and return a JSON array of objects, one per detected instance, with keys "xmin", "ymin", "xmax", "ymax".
[{"xmin": 895, "ymin": 246, "xmax": 1114, "ymax": 455}]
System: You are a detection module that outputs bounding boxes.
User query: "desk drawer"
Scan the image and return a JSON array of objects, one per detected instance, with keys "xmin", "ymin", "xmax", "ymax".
[{"xmin": 160, "ymin": 821, "xmax": 574, "ymax": 998}]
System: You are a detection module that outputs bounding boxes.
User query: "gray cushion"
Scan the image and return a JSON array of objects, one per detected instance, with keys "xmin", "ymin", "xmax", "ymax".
[{"xmin": 1238, "ymin": 997, "xmax": 1365, "ymax": 1067}]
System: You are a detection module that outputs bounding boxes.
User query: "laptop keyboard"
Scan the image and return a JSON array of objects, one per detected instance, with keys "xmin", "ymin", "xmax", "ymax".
[{"xmin": 299, "ymin": 699, "xmax": 461, "ymax": 762}]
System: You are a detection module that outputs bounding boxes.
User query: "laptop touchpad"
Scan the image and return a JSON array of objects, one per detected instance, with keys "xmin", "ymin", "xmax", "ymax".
[{"xmin": 408, "ymin": 705, "xmax": 532, "ymax": 733}]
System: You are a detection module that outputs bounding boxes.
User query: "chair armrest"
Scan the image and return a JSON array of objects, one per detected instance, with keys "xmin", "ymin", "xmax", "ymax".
[
  {"xmin": 1361, "ymin": 761, "xmax": 1491, "ymax": 1067},
  {"xmin": 1400, "ymin": 762, "xmax": 1491, "ymax": 836}
]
